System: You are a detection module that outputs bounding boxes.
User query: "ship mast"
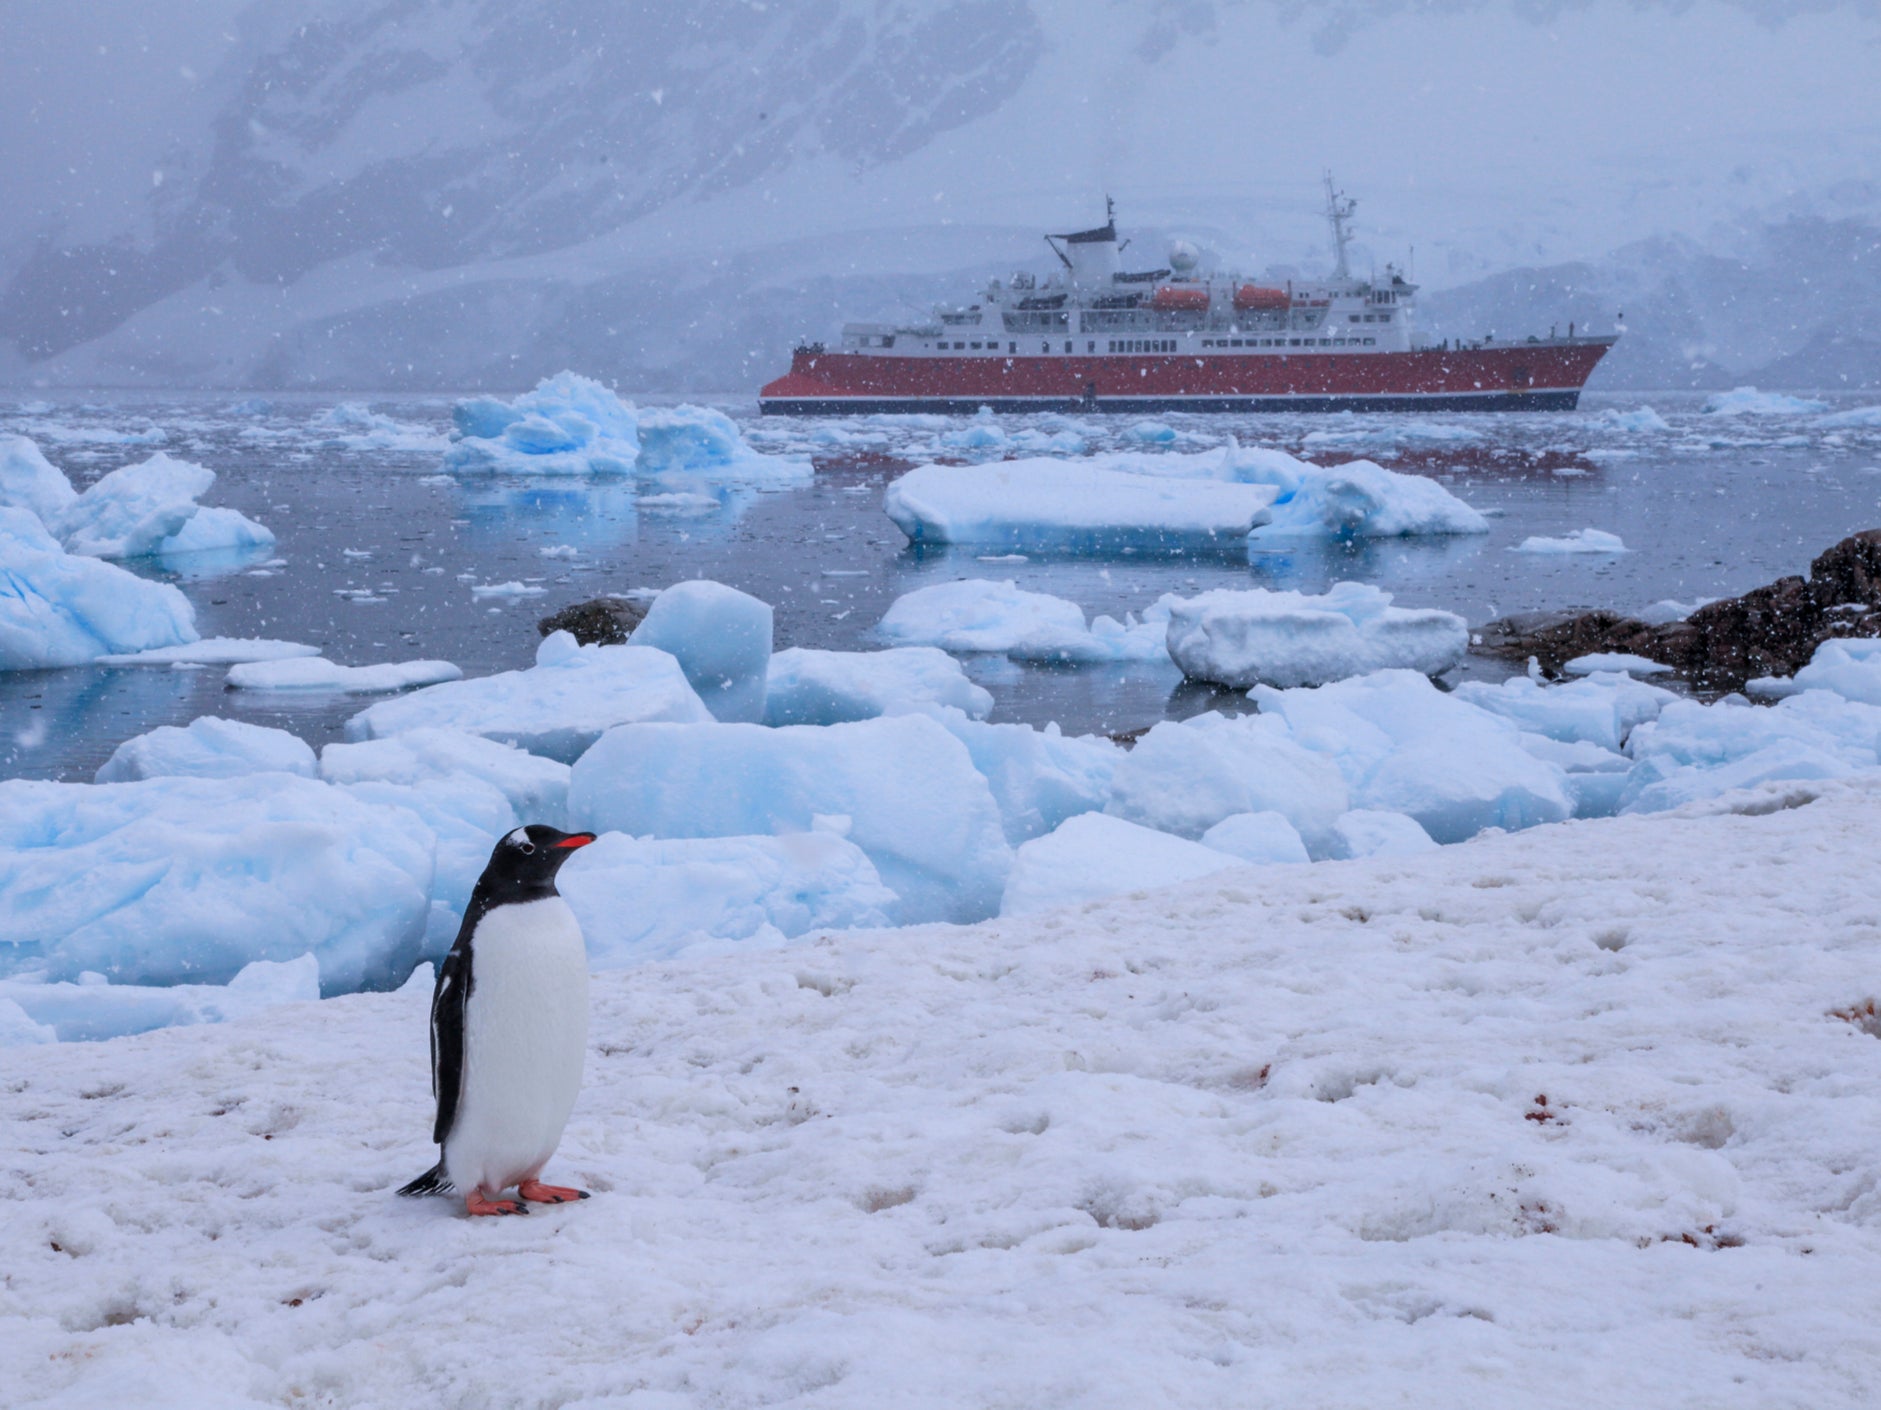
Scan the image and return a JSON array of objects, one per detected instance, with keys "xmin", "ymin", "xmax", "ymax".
[{"xmin": 1323, "ymin": 172, "xmax": 1356, "ymax": 281}]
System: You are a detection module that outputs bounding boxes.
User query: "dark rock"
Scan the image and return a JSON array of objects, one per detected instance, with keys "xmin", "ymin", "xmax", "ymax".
[
  {"xmin": 537, "ymin": 596, "xmax": 649, "ymax": 647},
  {"xmin": 1478, "ymin": 529, "xmax": 1881, "ymax": 692}
]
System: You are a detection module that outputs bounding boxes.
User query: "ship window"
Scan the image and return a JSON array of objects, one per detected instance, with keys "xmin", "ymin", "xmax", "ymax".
[
  {"xmin": 1350, "ymin": 315, "xmax": 1361, "ymax": 323},
  {"xmin": 1364, "ymin": 338, "xmax": 1375, "ymax": 346},
  {"xmin": 1088, "ymin": 341, "xmax": 1095, "ymax": 353},
  {"xmin": 1041, "ymin": 342, "xmax": 1049, "ymax": 354},
  {"xmin": 1010, "ymin": 342, "xmax": 1017, "ymax": 353},
  {"xmin": 1289, "ymin": 339, "xmax": 1300, "ymax": 346},
  {"xmin": 1065, "ymin": 341, "xmax": 1072, "ymax": 354}
]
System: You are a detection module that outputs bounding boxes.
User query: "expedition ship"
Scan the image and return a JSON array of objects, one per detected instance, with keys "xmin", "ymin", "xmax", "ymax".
[{"xmin": 759, "ymin": 181, "xmax": 1617, "ymax": 415}]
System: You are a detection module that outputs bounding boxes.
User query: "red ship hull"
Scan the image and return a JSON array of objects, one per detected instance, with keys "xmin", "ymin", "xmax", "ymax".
[{"xmin": 759, "ymin": 338, "xmax": 1616, "ymax": 415}]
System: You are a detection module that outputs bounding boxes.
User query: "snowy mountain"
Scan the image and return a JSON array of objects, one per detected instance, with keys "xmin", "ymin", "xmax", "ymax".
[{"xmin": 1, "ymin": 0, "xmax": 1876, "ymax": 391}]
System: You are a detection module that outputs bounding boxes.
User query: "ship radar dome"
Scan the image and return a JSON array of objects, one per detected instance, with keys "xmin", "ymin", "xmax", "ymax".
[{"xmin": 1168, "ymin": 240, "xmax": 1200, "ymax": 275}]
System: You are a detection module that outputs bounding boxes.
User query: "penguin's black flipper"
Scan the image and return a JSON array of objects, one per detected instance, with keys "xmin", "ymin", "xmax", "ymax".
[
  {"xmin": 429, "ymin": 946, "xmax": 469, "ymax": 1147},
  {"xmin": 397, "ymin": 1160, "xmax": 454, "ymax": 1197}
]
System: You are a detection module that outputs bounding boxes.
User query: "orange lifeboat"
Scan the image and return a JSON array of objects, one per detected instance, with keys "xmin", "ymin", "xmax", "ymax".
[
  {"xmin": 1232, "ymin": 284, "xmax": 1289, "ymax": 311},
  {"xmin": 1150, "ymin": 284, "xmax": 1211, "ymax": 312}
]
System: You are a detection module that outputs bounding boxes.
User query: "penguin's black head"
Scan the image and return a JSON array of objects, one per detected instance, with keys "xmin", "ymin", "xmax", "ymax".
[{"xmin": 477, "ymin": 825, "xmax": 597, "ymax": 902}]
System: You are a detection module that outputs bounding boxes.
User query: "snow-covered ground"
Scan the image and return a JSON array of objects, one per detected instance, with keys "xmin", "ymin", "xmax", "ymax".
[{"xmin": 8, "ymin": 776, "xmax": 1881, "ymax": 1407}]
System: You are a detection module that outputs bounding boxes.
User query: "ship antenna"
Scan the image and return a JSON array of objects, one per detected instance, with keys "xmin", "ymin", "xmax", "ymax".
[{"xmin": 1323, "ymin": 171, "xmax": 1356, "ymax": 281}]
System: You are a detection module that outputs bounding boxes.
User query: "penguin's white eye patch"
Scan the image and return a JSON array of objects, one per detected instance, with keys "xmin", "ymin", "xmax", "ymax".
[{"xmin": 504, "ymin": 828, "xmax": 534, "ymax": 853}]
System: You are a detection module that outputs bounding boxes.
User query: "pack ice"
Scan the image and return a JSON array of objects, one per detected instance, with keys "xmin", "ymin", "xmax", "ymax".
[
  {"xmin": 345, "ymin": 630, "xmax": 712, "ymax": 762},
  {"xmin": 883, "ymin": 459, "xmax": 1277, "ymax": 552},
  {"xmin": 878, "ymin": 579, "xmax": 1170, "ymax": 663},
  {"xmin": 1164, "ymin": 582, "xmax": 1467, "ymax": 688}
]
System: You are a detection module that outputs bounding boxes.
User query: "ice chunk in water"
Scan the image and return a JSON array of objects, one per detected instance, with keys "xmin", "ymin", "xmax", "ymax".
[
  {"xmin": 1454, "ymin": 671, "xmax": 1676, "ymax": 752},
  {"xmin": 0, "ymin": 506, "xmax": 198, "ymax": 670},
  {"xmin": 1515, "ymin": 529, "xmax": 1628, "ymax": 554},
  {"xmin": 568, "ymin": 715, "xmax": 1011, "ymax": 925},
  {"xmin": 879, "ymin": 579, "xmax": 1168, "ymax": 663},
  {"xmin": 1563, "ymin": 652, "xmax": 1673, "ymax": 677},
  {"xmin": 764, "ymin": 647, "xmax": 993, "ymax": 726},
  {"xmin": 446, "ymin": 371, "xmax": 640, "ymax": 476},
  {"xmin": 1001, "ymin": 813, "xmax": 1239, "ymax": 917},
  {"xmin": 883, "ymin": 459, "xmax": 1276, "ymax": 553},
  {"xmin": 52, "ymin": 452, "xmax": 216, "ymax": 559},
  {"xmin": 559, "ymin": 831, "xmax": 896, "ymax": 967},
  {"xmin": 344, "ymin": 632, "xmax": 711, "ymax": 762},
  {"xmin": 636, "ymin": 405, "xmax": 812, "ymax": 484},
  {"xmin": 1702, "ymin": 386, "xmax": 1828, "ymax": 416},
  {"xmin": 629, "ymin": 580, "xmax": 774, "ymax": 723},
  {"xmin": 0, "ymin": 434, "xmax": 78, "ymax": 523},
  {"xmin": 227, "ymin": 657, "xmax": 463, "ymax": 694},
  {"xmin": 1165, "ymin": 582, "xmax": 1466, "ymax": 688},
  {"xmin": 95, "ymin": 717, "xmax": 317, "ymax": 783}
]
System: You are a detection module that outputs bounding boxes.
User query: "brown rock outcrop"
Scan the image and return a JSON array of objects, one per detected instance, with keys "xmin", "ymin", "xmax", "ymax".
[
  {"xmin": 536, "ymin": 596, "xmax": 649, "ymax": 647},
  {"xmin": 1479, "ymin": 529, "xmax": 1881, "ymax": 692}
]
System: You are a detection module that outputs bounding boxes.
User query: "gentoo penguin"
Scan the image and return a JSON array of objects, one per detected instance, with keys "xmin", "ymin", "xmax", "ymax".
[{"xmin": 398, "ymin": 824, "xmax": 597, "ymax": 1216}]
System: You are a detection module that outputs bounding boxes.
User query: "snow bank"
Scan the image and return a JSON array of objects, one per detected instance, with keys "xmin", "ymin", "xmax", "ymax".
[
  {"xmin": 1251, "ymin": 670, "xmax": 1575, "ymax": 844},
  {"xmin": 629, "ymin": 580, "xmax": 774, "ymax": 723},
  {"xmin": 559, "ymin": 831, "xmax": 896, "ymax": 967},
  {"xmin": 0, "ymin": 954, "xmax": 320, "ymax": 1044},
  {"xmin": 227, "ymin": 656, "xmax": 464, "ymax": 694},
  {"xmin": 568, "ymin": 715, "xmax": 1012, "ymax": 925},
  {"xmin": 0, "ymin": 506, "xmax": 198, "ymax": 670},
  {"xmin": 1106, "ymin": 711, "xmax": 1349, "ymax": 849},
  {"xmin": 94, "ymin": 717, "xmax": 317, "ymax": 783},
  {"xmin": 1703, "ymin": 386, "xmax": 1829, "ymax": 416},
  {"xmin": 1516, "ymin": 528, "xmax": 1629, "ymax": 554},
  {"xmin": 1164, "ymin": 582, "xmax": 1467, "ymax": 688},
  {"xmin": 318, "ymin": 729, "xmax": 571, "ymax": 832},
  {"xmin": 1001, "ymin": 812, "xmax": 1240, "ymax": 916},
  {"xmin": 445, "ymin": 371, "xmax": 640, "ymax": 476},
  {"xmin": 763, "ymin": 646, "xmax": 993, "ymax": 726},
  {"xmin": 878, "ymin": 579, "xmax": 1168, "ymax": 663},
  {"xmin": 1747, "ymin": 637, "xmax": 1881, "ymax": 706},
  {"xmin": 883, "ymin": 460, "xmax": 1277, "ymax": 552},
  {"xmin": 0, "ymin": 774, "xmax": 435, "ymax": 993},
  {"xmin": 96, "ymin": 638, "xmax": 319, "ymax": 667},
  {"xmin": 344, "ymin": 631, "xmax": 711, "ymax": 763},
  {"xmin": 13, "ymin": 781, "xmax": 1879, "ymax": 1405}
]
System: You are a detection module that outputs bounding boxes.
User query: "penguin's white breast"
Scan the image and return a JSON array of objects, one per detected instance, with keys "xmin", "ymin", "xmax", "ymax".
[{"xmin": 449, "ymin": 895, "xmax": 590, "ymax": 1187}]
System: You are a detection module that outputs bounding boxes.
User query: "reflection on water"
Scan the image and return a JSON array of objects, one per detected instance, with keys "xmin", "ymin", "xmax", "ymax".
[{"xmin": 3, "ymin": 390, "xmax": 1880, "ymax": 781}]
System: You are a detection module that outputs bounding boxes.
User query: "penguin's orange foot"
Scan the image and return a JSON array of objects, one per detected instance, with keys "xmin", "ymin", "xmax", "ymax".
[
  {"xmin": 518, "ymin": 1180, "xmax": 590, "ymax": 1204},
  {"xmin": 466, "ymin": 1191, "xmax": 527, "ymax": 1217}
]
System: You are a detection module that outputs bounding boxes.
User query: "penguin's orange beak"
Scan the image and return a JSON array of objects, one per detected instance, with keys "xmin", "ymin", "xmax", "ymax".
[{"xmin": 554, "ymin": 833, "xmax": 597, "ymax": 850}]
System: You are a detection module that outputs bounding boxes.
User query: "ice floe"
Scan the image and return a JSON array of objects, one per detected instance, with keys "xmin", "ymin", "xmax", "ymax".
[
  {"xmin": 763, "ymin": 646, "xmax": 993, "ymax": 726},
  {"xmin": 629, "ymin": 579, "xmax": 774, "ymax": 723},
  {"xmin": 94, "ymin": 717, "xmax": 317, "ymax": 783},
  {"xmin": 226, "ymin": 657, "xmax": 464, "ymax": 694},
  {"xmin": 1563, "ymin": 651, "xmax": 1673, "ymax": 676},
  {"xmin": 1703, "ymin": 386, "xmax": 1829, "ymax": 416},
  {"xmin": 1516, "ymin": 528, "xmax": 1629, "ymax": 553},
  {"xmin": 883, "ymin": 459, "xmax": 1277, "ymax": 552},
  {"xmin": 1454, "ymin": 670, "xmax": 1677, "ymax": 752},
  {"xmin": 344, "ymin": 631, "xmax": 712, "ymax": 762},
  {"xmin": 0, "ymin": 506, "xmax": 199, "ymax": 670},
  {"xmin": 1164, "ymin": 582, "xmax": 1467, "ymax": 688},
  {"xmin": 1198, "ymin": 809, "xmax": 1311, "ymax": 865},
  {"xmin": 878, "ymin": 579, "xmax": 1169, "ymax": 663}
]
